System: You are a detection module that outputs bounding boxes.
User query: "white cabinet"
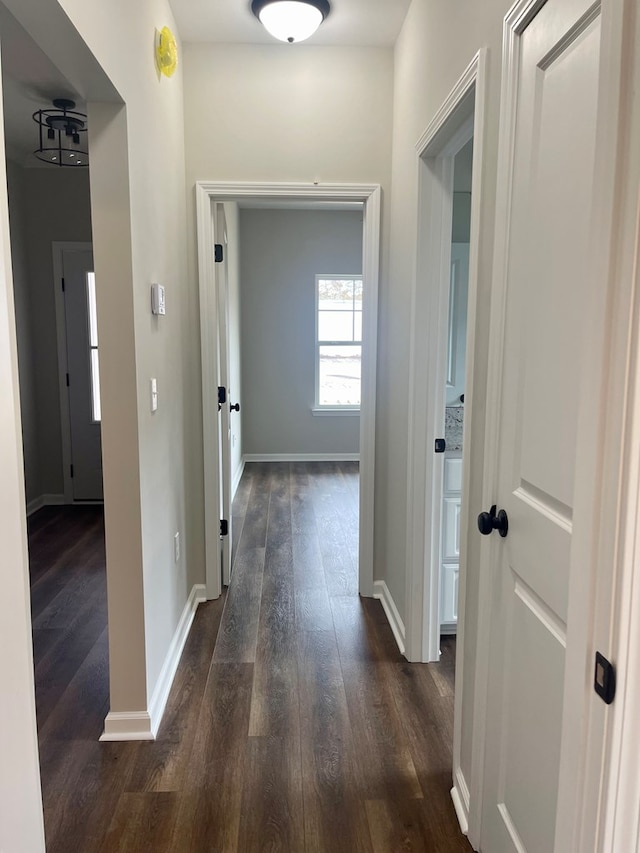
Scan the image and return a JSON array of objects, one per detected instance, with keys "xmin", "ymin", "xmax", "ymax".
[{"xmin": 441, "ymin": 453, "xmax": 462, "ymax": 632}]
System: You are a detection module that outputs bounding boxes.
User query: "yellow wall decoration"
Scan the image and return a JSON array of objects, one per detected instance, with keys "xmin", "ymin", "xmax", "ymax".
[{"xmin": 155, "ymin": 26, "xmax": 178, "ymax": 78}]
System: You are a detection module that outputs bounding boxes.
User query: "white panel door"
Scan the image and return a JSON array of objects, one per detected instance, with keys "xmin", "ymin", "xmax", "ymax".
[
  {"xmin": 443, "ymin": 455, "xmax": 463, "ymax": 493},
  {"xmin": 63, "ymin": 247, "xmax": 103, "ymax": 501},
  {"xmin": 446, "ymin": 242, "xmax": 469, "ymax": 405},
  {"xmin": 481, "ymin": 1, "xmax": 601, "ymax": 851},
  {"xmin": 442, "ymin": 497, "xmax": 461, "ymax": 562},
  {"xmin": 441, "ymin": 562, "xmax": 459, "ymax": 625},
  {"xmin": 216, "ymin": 204, "xmax": 233, "ymax": 584}
]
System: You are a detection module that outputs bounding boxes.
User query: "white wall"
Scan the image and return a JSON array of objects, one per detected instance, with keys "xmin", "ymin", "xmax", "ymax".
[
  {"xmin": 389, "ymin": 0, "xmax": 514, "ymax": 802},
  {"xmin": 0, "ymin": 91, "xmax": 45, "ymax": 853},
  {"xmin": 5, "ymin": 164, "xmax": 92, "ymax": 504},
  {"xmin": 240, "ymin": 208, "xmax": 362, "ymax": 456},
  {"xmin": 184, "ymin": 44, "xmax": 393, "ymax": 187}
]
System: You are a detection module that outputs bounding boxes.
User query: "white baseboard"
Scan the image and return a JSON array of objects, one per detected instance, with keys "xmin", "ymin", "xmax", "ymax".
[
  {"xmin": 232, "ymin": 458, "xmax": 246, "ymax": 498},
  {"xmin": 100, "ymin": 583, "xmax": 207, "ymax": 742},
  {"xmin": 243, "ymin": 453, "xmax": 359, "ymax": 463},
  {"xmin": 147, "ymin": 583, "xmax": 207, "ymax": 736},
  {"xmin": 99, "ymin": 711, "xmax": 155, "ymax": 742},
  {"xmin": 451, "ymin": 766, "xmax": 470, "ymax": 836},
  {"xmin": 26, "ymin": 493, "xmax": 65, "ymax": 517},
  {"xmin": 373, "ymin": 580, "xmax": 406, "ymax": 655}
]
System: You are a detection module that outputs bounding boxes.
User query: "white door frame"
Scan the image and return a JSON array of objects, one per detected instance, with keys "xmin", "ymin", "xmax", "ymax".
[
  {"xmin": 196, "ymin": 181, "xmax": 381, "ymax": 601},
  {"xmin": 52, "ymin": 241, "xmax": 94, "ymax": 504},
  {"xmin": 215, "ymin": 203, "xmax": 233, "ymax": 586},
  {"xmin": 404, "ymin": 51, "xmax": 487, "ymax": 667},
  {"xmin": 468, "ymin": 0, "xmax": 640, "ymax": 849},
  {"xmin": 563, "ymin": 0, "xmax": 640, "ymax": 848}
]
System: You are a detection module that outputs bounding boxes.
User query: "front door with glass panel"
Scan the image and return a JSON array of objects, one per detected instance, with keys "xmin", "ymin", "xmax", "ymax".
[{"xmin": 62, "ymin": 247, "xmax": 103, "ymax": 500}]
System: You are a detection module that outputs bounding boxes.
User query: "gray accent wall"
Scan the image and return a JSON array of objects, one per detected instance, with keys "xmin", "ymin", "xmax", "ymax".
[
  {"xmin": 6, "ymin": 161, "xmax": 92, "ymax": 504},
  {"xmin": 240, "ymin": 208, "xmax": 362, "ymax": 456}
]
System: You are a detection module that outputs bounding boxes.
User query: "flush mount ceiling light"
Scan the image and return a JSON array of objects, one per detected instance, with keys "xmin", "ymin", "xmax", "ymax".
[
  {"xmin": 251, "ymin": 0, "xmax": 330, "ymax": 43},
  {"xmin": 33, "ymin": 99, "xmax": 88, "ymax": 167}
]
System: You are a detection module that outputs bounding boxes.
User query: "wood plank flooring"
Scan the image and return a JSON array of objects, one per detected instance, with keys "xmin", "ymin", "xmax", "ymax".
[{"xmin": 30, "ymin": 462, "xmax": 471, "ymax": 852}]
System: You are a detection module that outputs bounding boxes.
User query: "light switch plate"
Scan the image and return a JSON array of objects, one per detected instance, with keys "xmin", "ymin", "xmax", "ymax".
[
  {"xmin": 151, "ymin": 283, "xmax": 166, "ymax": 315},
  {"xmin": 151, "ymin": 377, "xmax": 158, "ymax": 412}
]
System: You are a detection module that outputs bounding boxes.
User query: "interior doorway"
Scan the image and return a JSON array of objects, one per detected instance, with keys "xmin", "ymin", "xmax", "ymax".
[
  {"xmin": 403, "ymin": 51, "xmax": 487, "ymax": 840},
  {"xmin": 215, "ymin": 201, "xmax": 364, "ymax": 587},
  {"xmin": 439, "ymin": 139, "xmax": 472, "ymax": 637},
  {"xmin": 197, "ymin": 182, "xmax": 381, "ymax": 602},
  {"xmin": 0, "ymin": 0, "xmax": 153, "ymax": 753},
  {"xmin": 405, "ymin": 52, "xmax": 486, "ymax": 666}
]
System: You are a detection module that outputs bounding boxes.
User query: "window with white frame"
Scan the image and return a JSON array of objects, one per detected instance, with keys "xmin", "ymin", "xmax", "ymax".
[{"xmin": 315, "ymin": 276, "xmax": 362, "ymax": 408}]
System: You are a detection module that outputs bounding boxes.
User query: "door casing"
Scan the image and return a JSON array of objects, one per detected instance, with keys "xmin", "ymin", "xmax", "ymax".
[
  {"xmin": 404, "ymin": 49, "xmax": 487, "ymax": 837},
  {"xmin": 215, "ymin": 203, "xmax": 233, "ymax": 585},
  {"xmin": 196, "ymin": 182, "xmax": 381, "ymax": 602}
]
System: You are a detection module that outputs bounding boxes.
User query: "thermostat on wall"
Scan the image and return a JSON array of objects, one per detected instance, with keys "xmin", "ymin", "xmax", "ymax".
[{"xmin": 151, "ymin": 283, "xmax": 166, "ymax": 315}]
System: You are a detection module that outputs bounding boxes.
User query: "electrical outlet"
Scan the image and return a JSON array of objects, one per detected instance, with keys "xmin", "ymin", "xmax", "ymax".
[{"xmin": 174, "ymin": 531, "xmax": 180, "ymax": 563}]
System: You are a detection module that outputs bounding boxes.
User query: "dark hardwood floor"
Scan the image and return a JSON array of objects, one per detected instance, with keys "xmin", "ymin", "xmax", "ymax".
[{"xmin": 30, "ymin": 462, "xmax": 471, "ymax": 852}]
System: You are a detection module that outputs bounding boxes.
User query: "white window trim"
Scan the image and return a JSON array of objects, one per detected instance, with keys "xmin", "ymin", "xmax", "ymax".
[
  {"xmin": 311, "ymin": 406, "xmax": 360, "ymax": 416},
  {"xmin": 315, "ymin": 274, "xmax": 362, "ymax": 411}
]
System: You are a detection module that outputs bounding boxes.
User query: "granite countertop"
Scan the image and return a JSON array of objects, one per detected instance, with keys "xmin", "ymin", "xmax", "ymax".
[{"xmin": 445, "ymin": 406, "xmax": 464, "ymax": 451}]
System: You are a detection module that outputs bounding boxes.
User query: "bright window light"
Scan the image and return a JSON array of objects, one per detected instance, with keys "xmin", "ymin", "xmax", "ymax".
[{"xmin": 86, "ymin": 272, "xmax": 101, "ymax": 422}]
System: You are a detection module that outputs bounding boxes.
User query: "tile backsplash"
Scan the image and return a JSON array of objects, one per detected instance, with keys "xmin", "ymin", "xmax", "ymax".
[{"xmin": 445, "ymin": 406, "xmax": 464, "ymax": 451}]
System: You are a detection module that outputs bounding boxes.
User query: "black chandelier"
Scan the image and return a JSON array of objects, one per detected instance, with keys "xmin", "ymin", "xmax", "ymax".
[{"xmin": 33, "ymin": 99, "xmax": 88, "ymax": 167}]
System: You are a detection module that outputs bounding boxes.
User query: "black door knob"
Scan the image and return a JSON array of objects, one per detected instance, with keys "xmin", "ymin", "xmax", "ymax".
[
  {"xmin": 230, "ymin": 403, "xmax": 240, "ymax": 412},
  {"xmin": 477, "ymin": 504, "xmax": 509, "ymax": 538}
]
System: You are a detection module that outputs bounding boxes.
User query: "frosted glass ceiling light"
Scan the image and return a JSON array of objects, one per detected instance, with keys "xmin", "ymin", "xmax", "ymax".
[{"xmin": 251, "ymin": 0, "xmax": 330, "ymax": 43}]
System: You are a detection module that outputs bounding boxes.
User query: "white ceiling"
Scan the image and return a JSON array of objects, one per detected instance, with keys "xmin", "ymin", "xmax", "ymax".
[
  {"xmin": 0, "ymin": 5, "xmax": 86, "ymax": 166},
  {"xmin": 168, "ymin": 0, "xmax": 411, "ymax": 46},
  {"xmin": 1, "ymin": 0, "xmax": 411, "ymax": 166}
]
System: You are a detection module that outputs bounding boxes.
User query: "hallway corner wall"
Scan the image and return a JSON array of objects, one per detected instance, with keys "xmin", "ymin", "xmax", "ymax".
[
  {"xmin": 388, "ymin": 0, "xmax": 516, "ymax": 816},
  {"xmin": 0, "ymin": 96, "xmax": 46, "ymax": 853}
]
